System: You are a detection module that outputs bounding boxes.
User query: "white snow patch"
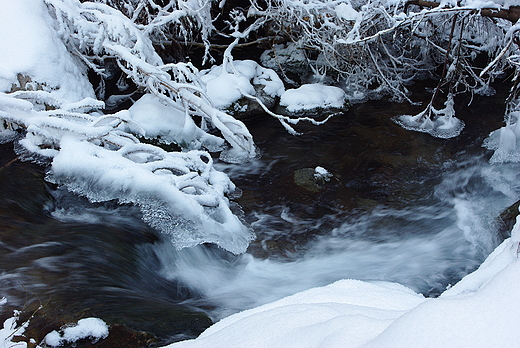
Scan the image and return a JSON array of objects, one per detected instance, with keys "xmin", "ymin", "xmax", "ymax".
[
  {"xmin": 314, "ymin": 166, "xmax": 332, "ymax": 181},
  {"xmin": 200, "ymin": 60, "xmax": 284, "ymax": 109},
  {"xmin": 0, "ymin": 0, "xmax": 94, "ymax": 101},
  {"xmin": 44, "ymin": 318, "xmax": 109, "ymax": 347},
  {"xmin": 335, "ymin": 2, "xmax": 361, "ymax": 21},
  {"xmin": 280, "ymin": 84, "xmax": 347, "ymax": 112},
  {"xmin": 0, "ymin": 309, "xmax": 29, "ymax": 348},
  {"xmin": 128, "ymin": 94, "xmax": 222, "ymax": 149}
]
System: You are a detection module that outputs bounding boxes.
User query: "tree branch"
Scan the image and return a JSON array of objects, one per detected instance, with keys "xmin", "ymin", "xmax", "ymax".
[{"xmin": 407, "ymin": 1, "xmax": 520, "ymax": 23}]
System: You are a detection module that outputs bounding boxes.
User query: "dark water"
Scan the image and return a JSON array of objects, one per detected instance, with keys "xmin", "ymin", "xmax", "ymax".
[{"xmin": 1, "ymin": 86, "xmax": 518, "ymax": 346}]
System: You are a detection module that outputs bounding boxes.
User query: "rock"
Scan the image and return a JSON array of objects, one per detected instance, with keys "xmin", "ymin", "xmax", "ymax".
[
  {"xmin": 294, "ymin": 167, "xmax": 334, "ymax": 193},
  {"xmin": 496, "ymin": 200, "xmax": 520, "ymax": 240},
  {"xmin": 226, "ymin": 84, "xmax": 278, "ymax": 119},
  {"xmin": 260, "ymin": 43, "xmax": 315, "ymax": 83}
]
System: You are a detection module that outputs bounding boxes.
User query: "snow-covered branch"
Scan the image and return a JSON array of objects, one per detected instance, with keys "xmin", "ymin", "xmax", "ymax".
[{"xmin": 0, "ymin": 0, "xmax": 256, "ymax": 254}]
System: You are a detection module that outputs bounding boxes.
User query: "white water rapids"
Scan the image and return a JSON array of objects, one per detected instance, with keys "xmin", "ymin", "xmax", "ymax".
[{"xmin": 151, "ymin": 156, "xmax": 519, "ymax": 320}]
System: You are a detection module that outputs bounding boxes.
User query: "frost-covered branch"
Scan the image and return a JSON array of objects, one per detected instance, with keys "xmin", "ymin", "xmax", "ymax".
[
  {"xmin": 45, "ymin": 0, "xmax": 257, "ymax": 161},
  {"xmin": 252, "ymin": 0, "xmax": 519, "ymax": 137},
  {"xmin": 0, "ymin": 0, "xmax": 257, "ymax": 254}
]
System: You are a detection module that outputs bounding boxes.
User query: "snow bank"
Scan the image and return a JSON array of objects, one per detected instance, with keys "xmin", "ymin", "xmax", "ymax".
[
  {"xmin": 169, "ymin": 280, "xmax": 426, "ymax": 348},
  {"xmin": 168, "ymin": 219, "xmax": 520, "ymax": 348},
  {"xmin": 280, "ymin": 84, "xmax": 347, "ymax": 112},
  {"xmin": 0, "ymin": 0, "xmax": 94, "ymax": 101}
]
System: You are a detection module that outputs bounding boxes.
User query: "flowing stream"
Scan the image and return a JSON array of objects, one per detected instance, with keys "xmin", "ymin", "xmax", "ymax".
[{"xmin": 0, "ymin": 86, "xmax": 518, "ymax": 345}]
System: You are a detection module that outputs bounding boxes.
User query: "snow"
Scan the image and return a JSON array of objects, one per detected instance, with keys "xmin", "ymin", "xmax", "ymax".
[
  {"xmin": 43, "ymin": 318, "xmax": 109, "ymax": 347},
  {"xmin": 0, "ymin": 0, "xmax": 94, "ymax": 101},
  {"xmin": 314, "ymin": 166, "xmax": 332, "ymax": 181},
  {"xmin": 167, "ymin": 219, "xmax": 520, "ymax": 348},
  {"xmin": 49, "ymin": 136, "xmax": 254, "ymax": 254},
  {"xmin": 280, "ymin": 84, "xmax": 347, "ymax": 112},
  {"xmin": 128, "ymin": 94, "xmax": 224, "ymax": 150},
  {"xmin": 335, "ymin": 2, "xmax": 361, "ymax": 21},
  {"xmin": 1, "ymin": 1, "xmax": 520, "ymax": 347},
  {"xmin": 201, "ymin": 60, "xmax": 284, "ymax": 110},
  {"xmin": 0, "ymin": 307, "xmax": 28, "ymax": 348}
]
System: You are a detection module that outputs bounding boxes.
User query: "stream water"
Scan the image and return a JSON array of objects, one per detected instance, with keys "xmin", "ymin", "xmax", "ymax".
[{"xmin": 1, "ymin": 86, "xmax": 519, "ymax": 345}]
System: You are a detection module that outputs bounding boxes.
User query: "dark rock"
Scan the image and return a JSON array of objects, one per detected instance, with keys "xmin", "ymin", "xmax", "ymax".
[
  {"xmin": 496, "ymin": 200, "xmax": 520, "ymax": 240},
  {"xmin": 226, "ymin": 83, "xmax": 278, "ymax": 120}
]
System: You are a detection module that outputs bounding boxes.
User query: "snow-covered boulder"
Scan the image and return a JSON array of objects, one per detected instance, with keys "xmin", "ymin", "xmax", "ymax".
[
  {"xmin": 200, "ymin": 60, "xmax": 285, "ymax": 118},
  {"xmin": 279, "ymin": 83, "xmax": 349, "ymax": 115}
]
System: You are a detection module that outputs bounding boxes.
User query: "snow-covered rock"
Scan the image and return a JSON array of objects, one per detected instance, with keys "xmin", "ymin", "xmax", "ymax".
[{"xmin": 279, "ymin": 84, "xmax": 348, "ymax": 114}]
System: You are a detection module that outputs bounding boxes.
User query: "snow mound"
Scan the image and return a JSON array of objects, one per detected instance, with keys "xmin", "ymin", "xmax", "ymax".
[
  {"xmin": 280, "ymin": 84, "xmax": 347, "ymax": 112},
  {"xmin": 44, "ymin": 318, "xmax": 109, "ymax": 347},
  {"xmin": 201, "ymin": 60, "xmax": 284, "ymax": 110},
  {"xmin": 128, "ymin": 94, "xmax": 225, "ymax": 151},
  {"xmin": 0, "ymin": 0, "xmax": 94, "ymax": 101}
]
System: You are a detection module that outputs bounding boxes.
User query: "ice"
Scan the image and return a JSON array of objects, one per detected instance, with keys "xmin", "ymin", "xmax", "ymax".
[
  {"xmin": 44, "ymin": 318, "xmax": 109, "ymax": 347},
  {"xmin": 48, "ymin": 137, "xmax": 254, "ymax": 254},
  {"xmin": 393, "ymin": 112, "xmax": 465, "ymax": 139},
  {"xmin": 280, "ymin": 84, "xmax": 347, "ymax": 112},
  {"xmin": 484, "ymin": 124, "xmax": 520, "ymax": 164}
]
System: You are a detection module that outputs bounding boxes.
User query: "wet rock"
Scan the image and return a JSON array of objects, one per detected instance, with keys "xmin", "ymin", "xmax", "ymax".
[
  {"xmin": 260, "ymin": 43, "xmax": 310, "ymax": 81},
  {"xmin": 226, "ymin": 84, "xmax": 278, "ymax": 120},
  {"xmin": 10, "ymin": 74, "xmax": 44, "ymax": 93},
  {"xmin": 496, "ymin": 200, "xmax": 520, "ymax": 240},
  {"xmin": 91, "ymin": 324, "xmax": 159, "ymax": 348},
  {"xmin": 293, "ymin": 167, "xmax": 333, "ymax": 193}
]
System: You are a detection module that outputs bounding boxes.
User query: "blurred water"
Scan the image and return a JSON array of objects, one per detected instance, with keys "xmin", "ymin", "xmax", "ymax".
[
  {"xmin": 156, "ymin": 155, "xmax": 520, "ymax": 319},
  {"xmin": 0, "ymin": 90, "xmax": 516, "ymax": 342}
]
